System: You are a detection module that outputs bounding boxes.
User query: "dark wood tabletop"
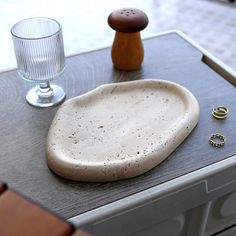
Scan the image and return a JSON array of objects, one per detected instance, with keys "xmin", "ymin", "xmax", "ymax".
[{"xmin": 0, "ymin": 32, "xmax": 236, "ymax": 219}]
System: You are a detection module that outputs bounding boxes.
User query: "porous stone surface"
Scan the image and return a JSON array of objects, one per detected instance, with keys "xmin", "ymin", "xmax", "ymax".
[{"xmin": 46, "ymin": 79, "xmax": 199, "ymax": 182}]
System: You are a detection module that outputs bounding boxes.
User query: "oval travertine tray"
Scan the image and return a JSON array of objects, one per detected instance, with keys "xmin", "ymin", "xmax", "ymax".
[{"xmin": 46, "ymin": 79, "xmax": 199, "ymax": 182}]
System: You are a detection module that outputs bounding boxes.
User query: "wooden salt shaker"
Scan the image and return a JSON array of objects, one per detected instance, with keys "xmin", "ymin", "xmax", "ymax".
[{"xmin": 108, "ymin": 8, "xmax": 148, "ymax": 71}]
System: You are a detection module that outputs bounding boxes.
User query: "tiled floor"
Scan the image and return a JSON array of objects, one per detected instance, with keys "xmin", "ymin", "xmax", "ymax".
[{"xmin": 1, "ymin": 0, "xmax": 235, "ymax": 71}]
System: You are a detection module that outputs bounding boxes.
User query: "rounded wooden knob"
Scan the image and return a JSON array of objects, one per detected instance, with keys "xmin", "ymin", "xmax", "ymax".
[
  {"xmin": 108, "ymin": 8, "xmax": 148, "ymax": 71},
  {"xmin": 108, "ymin": 8, "xmax": 148, "ymax": 33}
]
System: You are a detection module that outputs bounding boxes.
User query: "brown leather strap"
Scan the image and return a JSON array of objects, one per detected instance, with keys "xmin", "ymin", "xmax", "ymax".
[
  {"xmin": 0, "ymin": 189, "xmax": 73, "ymax": 236},
  {"xmin": 72, "ymin": 229, "xmax": 94, "ymax": 236}
]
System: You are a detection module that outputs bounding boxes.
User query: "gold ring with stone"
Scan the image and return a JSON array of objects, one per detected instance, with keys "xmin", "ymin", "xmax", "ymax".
[
  {"xmin": 209, "ymin": 133, "xmax": 225, "ymax": 148},
  {"xmin": 212, "ymin": 106, "xmax": 229, "ymax": 119}
]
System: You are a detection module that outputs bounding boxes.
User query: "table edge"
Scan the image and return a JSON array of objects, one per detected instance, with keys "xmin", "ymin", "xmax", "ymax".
[{"xmin": 69, "ymin": 153, "xmax": 236, "ymax": 226}]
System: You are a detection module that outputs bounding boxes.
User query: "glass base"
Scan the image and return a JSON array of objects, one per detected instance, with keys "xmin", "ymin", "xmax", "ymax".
[{"xmin": 26, "ymin": 84, "xmax": 65, "ymax": 108}]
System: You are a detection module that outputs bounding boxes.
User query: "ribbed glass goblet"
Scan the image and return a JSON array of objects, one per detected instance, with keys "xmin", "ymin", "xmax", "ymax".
[{"xmin": 11, "ymin": 17, "xmax": 66, "ymax": 107}]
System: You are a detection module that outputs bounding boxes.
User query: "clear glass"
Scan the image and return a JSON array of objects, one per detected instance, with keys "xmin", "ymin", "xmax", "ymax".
[{"xmin": 11, "ymin": 17, "xmax": 66, "ymax": 107}]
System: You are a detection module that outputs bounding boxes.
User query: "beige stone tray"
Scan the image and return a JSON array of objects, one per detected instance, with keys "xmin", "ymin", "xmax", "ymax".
[{"xmin": 46, "ymin": 79, "xmax": 199, "ymax": 182}]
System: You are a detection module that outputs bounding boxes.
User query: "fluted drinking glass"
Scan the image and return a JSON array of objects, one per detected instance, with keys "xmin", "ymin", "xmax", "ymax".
[{"xmin": 11, "ymin": 17, "xmax": 66, "ymax": 107}]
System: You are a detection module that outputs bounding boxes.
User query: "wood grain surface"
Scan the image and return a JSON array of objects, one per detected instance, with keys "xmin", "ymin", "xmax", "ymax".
[
  {"xmin": 0, "ymin": 189, "xmax": 73, "ymax": 236},
  {"xmin": 0, "ymin": 33, "xmax": 236, "ymax": 219}
]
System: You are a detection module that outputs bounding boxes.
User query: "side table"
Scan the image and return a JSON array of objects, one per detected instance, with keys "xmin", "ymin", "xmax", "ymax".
[{"xmin": 0, "ymin": 31, "xmax": 236, "ymax": 236}]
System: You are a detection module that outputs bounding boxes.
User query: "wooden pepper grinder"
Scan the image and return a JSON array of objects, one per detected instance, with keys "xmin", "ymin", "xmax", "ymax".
[{"xmin": 108, "ymin": 8, "xmax": 148, "ymax": 71}]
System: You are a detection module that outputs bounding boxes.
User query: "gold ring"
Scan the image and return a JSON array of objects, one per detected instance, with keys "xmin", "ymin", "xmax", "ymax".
[
  {"xmin": 212, "ymin": 106, "xmax": 229, "ymax": 119},
  {"xmin": 209, "ymin": 133, "xmax": 225, "ymax": 148}
]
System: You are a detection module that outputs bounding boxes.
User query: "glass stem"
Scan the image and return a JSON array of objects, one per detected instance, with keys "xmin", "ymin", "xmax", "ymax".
[{"xmin": 37, "ymin": 81, "xmax": 54, "ymax": 98}]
